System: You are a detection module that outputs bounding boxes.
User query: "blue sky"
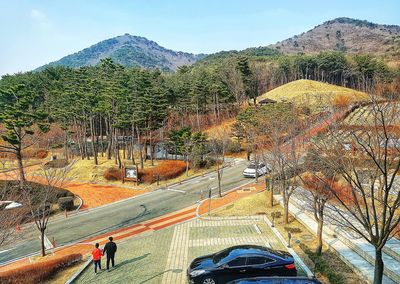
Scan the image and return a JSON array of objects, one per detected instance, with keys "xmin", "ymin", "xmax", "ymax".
[{"xmin": 0, "ymin": 0, "xmax": 399, "ymax": 76}]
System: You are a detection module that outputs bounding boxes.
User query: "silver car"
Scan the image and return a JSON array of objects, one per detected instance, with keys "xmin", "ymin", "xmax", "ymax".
[{"xmin": 243, "ymin": 163, "xmax": 269, "ymax": 178}]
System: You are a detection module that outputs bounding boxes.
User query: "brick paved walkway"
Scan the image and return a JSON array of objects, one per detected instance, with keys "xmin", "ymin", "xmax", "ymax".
[{"xmin": 161, "ymin": 216, "xmax": 270, "ymax": 284}]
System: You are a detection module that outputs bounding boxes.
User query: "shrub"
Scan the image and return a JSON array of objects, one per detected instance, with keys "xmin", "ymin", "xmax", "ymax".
[
  {"xmin": 299, "ymin": 243, "xmax": 345, "ymax": 284},
  {"xmin": 103, "ymin": 168, "xmax": 123, "ymax": 181},
  {"xmin": 0, "ymin": 253, "xmax": 82, "ymax": 284},
  {"xmin": 21, "ymin": 149, "xmax": 48, "ymax": 159},
  {"xmin": 44, "ymin": 159, "xmax": 69, "ymax": 169},
  {"xmin": 58, "ymin": 196, "xmax": 74, "ymax": 211},
  {"xmin": 332, "ymin": 94, "xmax": 352, "ymax": 108},
  {"xmin": 226, "ymin": 141, "xmax": 241, "ymax": 153},
  {"xmin": 284, "ymin": 226, "xmax": 302, "ymax": 234},
  {"xmin": 140, "ymin": 160, "xmax": 187, "ymax": 183}
]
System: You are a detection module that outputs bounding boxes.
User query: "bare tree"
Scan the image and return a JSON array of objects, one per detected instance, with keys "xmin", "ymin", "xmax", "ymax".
[
  {"xmin": 258, "ymin": 103, "xmax": 301, "ymax": 224},
  {"xmin": 0, "ymin": 181, "xmax": 26, "ymax": 247},
  {"xmin": 300, "ymin": 173, "xmax": 335, "ymax": 255},
  {"xmin": 22, "ymin": 162, "xmax": 75, "ymax": 256},
  {"xmin": 312, "ymin": 98, "xmax": 400, "ymax": 284}
]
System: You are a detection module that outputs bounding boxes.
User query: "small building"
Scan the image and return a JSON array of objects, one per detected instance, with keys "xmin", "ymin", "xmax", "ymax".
[{"xmin": 258, "ymin": 98, "xmax": 277, "ymax": 106}]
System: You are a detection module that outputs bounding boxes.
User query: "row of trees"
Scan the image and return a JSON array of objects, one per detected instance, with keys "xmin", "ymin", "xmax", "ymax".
[
  {"xmin": 236, "ymin": 95, "xmax": 400, "ymax": 284},
  {"xmin": 1, "ymin": 51, "xmax": 398, "ymax": 182}
]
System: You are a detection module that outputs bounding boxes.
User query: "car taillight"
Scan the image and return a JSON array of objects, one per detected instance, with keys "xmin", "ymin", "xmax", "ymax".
[{"xmin": 285, "ymin": 264, "xmax": 296, "ymax": 269}]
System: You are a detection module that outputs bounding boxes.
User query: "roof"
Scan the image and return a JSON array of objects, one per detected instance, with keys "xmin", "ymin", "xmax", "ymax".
[
  {"xmin": 214, "ymin": 245, "xmax": 289, "ymax": 263},
  {"xmin": 258, "ymin": 98, "xmax": 277, "ymax": 104}
]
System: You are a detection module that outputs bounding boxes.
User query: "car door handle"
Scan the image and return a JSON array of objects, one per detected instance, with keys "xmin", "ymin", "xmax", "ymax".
[{"xmin": 239, "ymin": 269, "xmax": 246, "ymax": 273}]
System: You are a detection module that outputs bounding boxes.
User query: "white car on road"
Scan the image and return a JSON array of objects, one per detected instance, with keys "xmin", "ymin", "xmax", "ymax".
[{"xmin": 242, "ymin": 163, "xmax": 269, "ymax": 178}]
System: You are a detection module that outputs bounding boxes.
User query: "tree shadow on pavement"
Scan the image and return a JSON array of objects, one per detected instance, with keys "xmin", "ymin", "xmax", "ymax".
[
  {"xmin": 115, "ymin": 252, "xmax": 151, "ymax": 269},
  {"xmin": 139, "ymin": 268, "xmax": 183, "ymax": 283}
]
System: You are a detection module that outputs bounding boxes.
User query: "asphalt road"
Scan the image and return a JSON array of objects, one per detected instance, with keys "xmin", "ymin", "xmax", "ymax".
[{"xmin": 0, "ymin": 160, "xmax": 255, "ymax": 265}]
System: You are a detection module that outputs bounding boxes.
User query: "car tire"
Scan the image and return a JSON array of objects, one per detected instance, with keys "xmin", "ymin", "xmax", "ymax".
[{"xmin": 202, "ymin": 277, "xmax": 217, "ymax": 284}]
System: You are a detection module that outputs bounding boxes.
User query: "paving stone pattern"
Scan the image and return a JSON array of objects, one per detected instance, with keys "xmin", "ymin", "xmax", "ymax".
[{"xmin": 161, "ymin": 217, "xmax": 270, "ymax": 284}]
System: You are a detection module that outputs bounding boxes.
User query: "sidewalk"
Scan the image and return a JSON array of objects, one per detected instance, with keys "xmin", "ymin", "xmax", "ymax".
[
  {"xmin": 0, "ymin": 179, "xmax": 263, "ymax": 274},
  {"xmin": 275, "ymin": 193, "xmax": 397, "ymax": 284}
]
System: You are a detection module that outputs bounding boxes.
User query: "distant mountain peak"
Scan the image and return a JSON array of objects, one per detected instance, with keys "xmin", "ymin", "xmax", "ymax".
[
  {"xmin": 36, "ymin": 34, "xmax": 205, "ymax": 72},
  {"xmin": 269, "ymin": 17, "xmax": 400, "ymax": 56}
]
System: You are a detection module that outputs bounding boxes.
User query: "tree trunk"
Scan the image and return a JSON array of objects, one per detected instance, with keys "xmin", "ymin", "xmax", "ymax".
[
  {"xmin": 186, "ymin": 154, "xmax": 189, "ymax": 176},
  {"xmin": 316, "ymin": 218, "xmax": 323, "ymax": 255},
  {"xmin": 16, "ymin": 147, "xmax": 26, "ymax": 184},
  {"xmin": 106, "ymin": 117, "xmax": 112, "ymax": 160},
  {"xmin": 136, "ymin": 126, "xmax": 144, "ymax": 169},
  {"xmin": 217, "ymin": 163, "xmax": 222, "ymax": 197},
  {"xmin": 283, "ymin": 199, "xmax": 289, "ymax": 224},
  {"xmin": 267, "ymin": 176, "xmax": 274, "ymax": 207},
  {"xmin": 40, "ymin": 228, "xmax": 46, "ymax": 257},
  {"xmin": 116, "ymin": 142, "xmax": 122, "ymax": 169},
  {"xmin": 131, "ymin": 124, "xmax": 136, "ymax": 166},
  {"xmin": 149, "ymin": 132, "xmax": 154, "ymax": 166},
  {"xmin": 64, "ymin": 129, "xmax": 69, "ymax": 161},
  {"xmin": 373, "ymin": 248, "xmax": 384, "ymax": 284},
  {"xmin": 89, "ymin": 117, "xmax": 98, "ymax": 165}
]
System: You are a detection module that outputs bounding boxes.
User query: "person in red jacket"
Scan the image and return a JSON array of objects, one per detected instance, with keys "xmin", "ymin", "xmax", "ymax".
[{"xmin": 91, "ymin": 243, "xmax": 103, "ymax": 273}]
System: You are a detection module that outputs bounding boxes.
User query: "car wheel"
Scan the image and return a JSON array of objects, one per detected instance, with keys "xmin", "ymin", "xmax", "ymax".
[{"xmin": 202, "ymin": 277, "xmax": 217, "ymax": 284}]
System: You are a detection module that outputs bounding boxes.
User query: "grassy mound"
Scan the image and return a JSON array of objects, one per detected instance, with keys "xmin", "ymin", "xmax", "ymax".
[{"xmin": 257, "ymin": 80, "xmax": 368, "ymax": 111}]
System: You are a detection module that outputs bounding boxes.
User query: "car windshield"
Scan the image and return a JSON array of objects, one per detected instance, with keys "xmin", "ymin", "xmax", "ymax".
[{"xmin": 247, "ymin": 164, "xmax": 257, "ymax": 169}]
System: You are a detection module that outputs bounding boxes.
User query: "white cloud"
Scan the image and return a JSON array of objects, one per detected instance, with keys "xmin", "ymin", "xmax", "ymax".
[{"xmin": 30, "ymin": 9, "xmax": 46, "ymax": 21}]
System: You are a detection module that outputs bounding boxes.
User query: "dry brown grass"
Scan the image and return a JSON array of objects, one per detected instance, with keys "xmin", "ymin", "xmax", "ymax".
[{"xmin": 0, "ymin": 254, "xmax": 82, "ymax": 284}]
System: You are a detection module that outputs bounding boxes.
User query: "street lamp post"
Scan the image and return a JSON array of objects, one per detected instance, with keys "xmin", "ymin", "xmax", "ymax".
[{"xmin": 207, "ymin": 182, "xmax": 216, "ymax": 217}]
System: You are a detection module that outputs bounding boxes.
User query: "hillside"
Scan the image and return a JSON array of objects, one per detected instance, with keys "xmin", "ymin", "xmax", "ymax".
[
  {"xmin": 257, "ymin": 79, "xmax": 369, "ymax": 111},
  {"xmin": 37, "ymin": 34, "xmax": 205, "ymax": 72},
  {"xmin": 269, "ymin": 18, "xmax": 400, "ymax": 59}
]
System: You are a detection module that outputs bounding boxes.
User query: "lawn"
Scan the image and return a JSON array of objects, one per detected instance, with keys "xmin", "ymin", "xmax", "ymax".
[{"xmin": 38, "ymin": 156, "xmax": 214, "ymax": 189}]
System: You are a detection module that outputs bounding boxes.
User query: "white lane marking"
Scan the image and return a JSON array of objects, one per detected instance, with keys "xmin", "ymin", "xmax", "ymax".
[{"xmin": 167, "ymin": 188, "xmax": 185, "ymax": 193}]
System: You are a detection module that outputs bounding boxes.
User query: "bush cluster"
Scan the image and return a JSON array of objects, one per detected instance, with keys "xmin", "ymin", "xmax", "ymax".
[
  {"xmin": 103, "ymin": 167, "xmax": 123, "ymax": 181},
  {"xmin": 0, "ymin": 254, "xmax": 82, "ymax": 284},
  {"xmin": 140, "ymin": 160, "xmax": 187, "ymax": 183},
  {"xmin": 299, "ymin": 243, "xmax": 345, "ymax": 284}
]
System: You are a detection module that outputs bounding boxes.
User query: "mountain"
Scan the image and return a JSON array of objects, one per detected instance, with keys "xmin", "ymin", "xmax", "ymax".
[
  {"xmin": 37, "ymin": 34, "xmax": 205, "ymax": 72},
  {"xmin": 268, "ymin": 18, "xmax": 400, "ymax": 57}
]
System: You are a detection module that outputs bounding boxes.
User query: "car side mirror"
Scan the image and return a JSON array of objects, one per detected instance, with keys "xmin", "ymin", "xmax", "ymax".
[{"xmin": 220, "ymin": 264, "xmax": 229, "ymax": 269}]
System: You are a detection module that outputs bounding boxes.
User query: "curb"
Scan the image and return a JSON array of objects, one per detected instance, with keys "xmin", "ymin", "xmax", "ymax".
[
  {"xmin": 65, "ymin": 256, "xmax": 92, "ymax": 284},
  {"xmin": 75, "ymin": 195, "xmax": 83, "ymax": 212}
]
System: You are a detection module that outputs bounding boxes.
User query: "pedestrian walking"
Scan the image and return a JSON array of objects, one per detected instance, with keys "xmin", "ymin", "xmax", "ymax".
[
  {"xmin": 103, "ymin": 236, "xmax": 117, "ymax": 271},
  {"xmin": 91, "ymin": 243, "xmax": 103, "ymax": 274}
]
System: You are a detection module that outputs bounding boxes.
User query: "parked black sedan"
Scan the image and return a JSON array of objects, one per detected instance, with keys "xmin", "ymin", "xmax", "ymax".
[
  {"xmin": 227, "ymin": 276, "xmax": 322, "ymax": 284},
  {"xmin": 187, "ymin": 245, "xmax": 297, "ymax": 284}
]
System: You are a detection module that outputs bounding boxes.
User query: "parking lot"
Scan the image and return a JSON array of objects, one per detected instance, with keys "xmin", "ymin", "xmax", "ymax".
[{"xmin": 76, "ymin": 216, "xmax": 306, "ymax": 284}]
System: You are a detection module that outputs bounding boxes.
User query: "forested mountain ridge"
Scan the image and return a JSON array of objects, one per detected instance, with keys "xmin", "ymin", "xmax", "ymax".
[
  {"xmin": 36, "ymin": 33, "xmax": 205, "ymax": 72},
  {"xmin": 35, "ymin": 18, "xmax": 400, "ymax": 72},
  {"xmin": 268, "ymin": 17, "xmax": 400, "ymax": 59}
]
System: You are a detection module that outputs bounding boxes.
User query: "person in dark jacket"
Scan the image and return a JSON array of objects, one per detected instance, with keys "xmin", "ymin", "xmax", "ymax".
[{"xmin": 103, "ymin": 236, "xmax": 117, "ymax": 270}]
